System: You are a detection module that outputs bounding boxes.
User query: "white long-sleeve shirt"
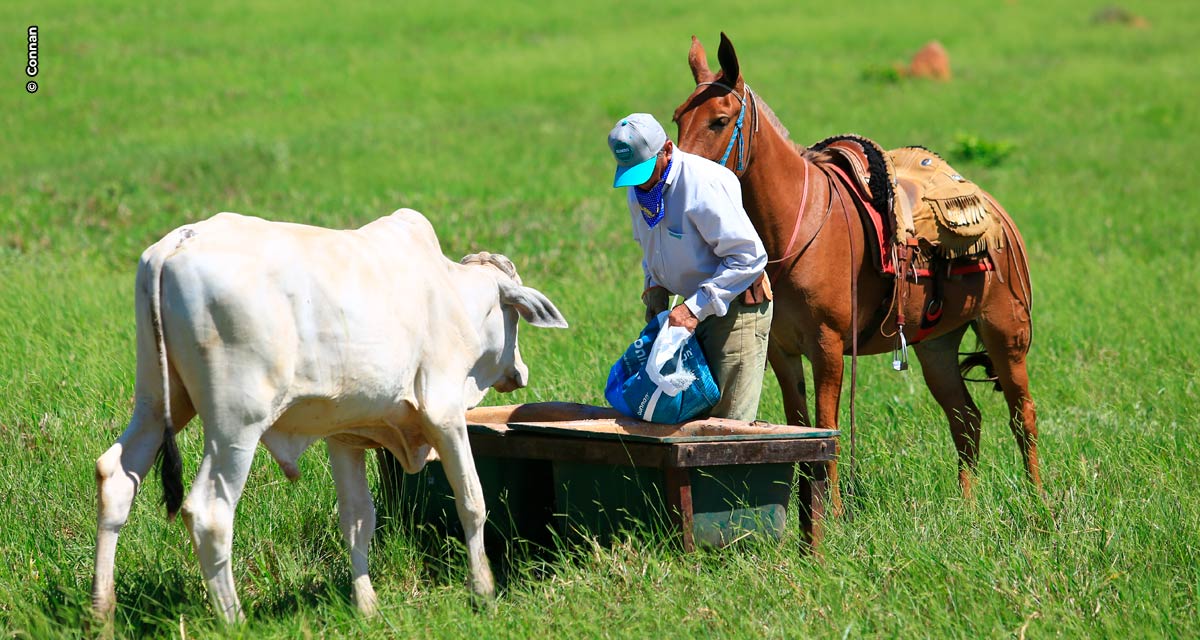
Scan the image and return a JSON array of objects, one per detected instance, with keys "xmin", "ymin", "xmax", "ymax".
[{"xmin": 627, "ymin": 148, "xmax": 767, "ymax": 322}]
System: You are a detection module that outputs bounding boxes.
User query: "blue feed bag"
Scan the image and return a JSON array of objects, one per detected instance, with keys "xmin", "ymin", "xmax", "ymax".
[{"xmin": 604, "ymin": 314, "xmax": 720, "ymax": 424}]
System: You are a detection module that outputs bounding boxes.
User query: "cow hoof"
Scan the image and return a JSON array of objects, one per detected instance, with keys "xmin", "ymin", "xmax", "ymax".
[
  {"xmin": 91, "ymin": 599, "xmax": 114, "ymax": 620},
  {"xmin": 356, "ymin": 591, "xmax": 379, "ymax": 618},
  {"xmin": 469, "ymin": 590, "xmax": 497, "ymax": 614},
  {"xmin": 86, "ymin": 604, "xmax": 116, "ymax": 640}
]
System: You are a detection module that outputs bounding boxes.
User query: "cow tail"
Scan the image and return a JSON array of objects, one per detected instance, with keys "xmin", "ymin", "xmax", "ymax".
[{"xmin": 146, "ymin": 239, "xmax": 185, "ymax": 520}]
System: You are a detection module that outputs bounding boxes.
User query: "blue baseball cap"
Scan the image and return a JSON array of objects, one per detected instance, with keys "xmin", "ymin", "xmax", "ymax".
[{"xmin": 608, "ymin": 113, "xmax": 668, "ymax": 188}]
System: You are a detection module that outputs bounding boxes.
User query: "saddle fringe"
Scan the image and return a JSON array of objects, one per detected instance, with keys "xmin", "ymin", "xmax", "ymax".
[{"xmin": 931, "ymin": 195, "xmax": 988, "ymax": 229}]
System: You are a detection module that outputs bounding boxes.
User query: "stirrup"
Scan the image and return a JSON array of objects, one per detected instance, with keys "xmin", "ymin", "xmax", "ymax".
[{"xmin": 892, "ymin": 331, "xmax": 909, "ymax": 371}]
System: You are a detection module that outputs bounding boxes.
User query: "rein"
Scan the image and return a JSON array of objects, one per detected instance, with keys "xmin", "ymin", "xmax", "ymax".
[
  {"xmin": 766, "ymin": 159, "xmax": 830, "ymax": 285},
  {"xmin": 761, "ymin": 156, "xmax": 862, "ymax": 509},
  {"xmin": 823, "ymin": 163, "xmax": 860, "ymax": 505},
  {"xmin": 693, "ymin": 81, "xmax": 759, "ymax": 175}
]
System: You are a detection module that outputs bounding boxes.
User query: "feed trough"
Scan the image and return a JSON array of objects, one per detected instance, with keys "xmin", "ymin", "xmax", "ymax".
[{"xmin": 378, "ymin": 403, "xmax": 839, "ymax": 552}]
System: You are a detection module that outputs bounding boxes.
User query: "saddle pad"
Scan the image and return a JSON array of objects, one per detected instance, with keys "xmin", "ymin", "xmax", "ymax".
[
  {"xmin": 811, "ymin": 134, "xmax": 895, "ymax": 220},
  {"xmin": 889, "ymin": 146, "xmax": 1005, "ymax": 259}
]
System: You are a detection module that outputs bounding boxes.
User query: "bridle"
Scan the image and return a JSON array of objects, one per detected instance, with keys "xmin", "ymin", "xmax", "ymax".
[
  {"xmin": 686, "ymin": 81, "xmax": 819, "ymax": 273},
  {"xmin": 692, "ymin": 81, "xmax": 759, "ymax": 175}
]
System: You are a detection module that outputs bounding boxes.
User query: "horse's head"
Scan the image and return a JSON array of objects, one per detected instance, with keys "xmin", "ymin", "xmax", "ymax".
[{"xmin": 672, "ymin": 33, "xmax": 753, "ymax": 173}]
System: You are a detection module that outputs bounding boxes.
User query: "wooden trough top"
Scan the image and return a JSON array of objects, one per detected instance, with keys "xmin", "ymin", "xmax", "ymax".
[{"xmin": 464, "ymin": 402, "xmax": 839, "ymax": 444}]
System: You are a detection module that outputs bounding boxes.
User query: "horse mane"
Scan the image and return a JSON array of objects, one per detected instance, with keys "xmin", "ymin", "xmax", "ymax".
[
  {"xmin": 751, "ymin": 88, "xmax": 791, "ymax": 140},
  {"xmin": 750, "ymin": 87, "xmax": 829, "ymax": 163}
]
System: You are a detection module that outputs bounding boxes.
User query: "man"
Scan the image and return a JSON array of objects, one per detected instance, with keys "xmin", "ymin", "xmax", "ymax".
[{"xmin": 608, "ymin": 113, "xmax": 772, "ymax": 422}]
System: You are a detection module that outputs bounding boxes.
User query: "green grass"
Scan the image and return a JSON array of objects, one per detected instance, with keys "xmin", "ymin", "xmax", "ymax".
[{"xmin": 3, "ymin": 0, "xmax": 1199, "ymax": 637}]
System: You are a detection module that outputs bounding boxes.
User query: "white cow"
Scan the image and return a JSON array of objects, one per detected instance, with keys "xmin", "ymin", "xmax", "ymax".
[{"xmin": 91, "ymin": 209, "xmax": 568, "ymax": 622}]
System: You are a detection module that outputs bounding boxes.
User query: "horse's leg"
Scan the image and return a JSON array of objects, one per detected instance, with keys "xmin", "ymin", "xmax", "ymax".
[
  {"xmin": 769, "ymin": 342, "xmax": 841, "ymax": 515},
  {"xmin": 767, "ymin": 342, "xmax": 810, "ymax": 427},
  {"xmin": 913, "ymin": 325, "xmax": 983, "ymax": 498},
  {"xmin": 806, "ymin": 325, "xmax": 845, "ymax": 517},
  {"xmin": 976, "ymin": 318, "xmax": 1042, "ymax": 494},
  {"xmin": 807, "ymin": 326, "xmax": 846, "ymax": 428}
]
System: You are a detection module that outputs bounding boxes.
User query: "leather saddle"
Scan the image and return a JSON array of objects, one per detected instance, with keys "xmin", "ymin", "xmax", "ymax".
[{"xmin": 810, "ymin": 134, "xmax": 1004, "ymax": 272}]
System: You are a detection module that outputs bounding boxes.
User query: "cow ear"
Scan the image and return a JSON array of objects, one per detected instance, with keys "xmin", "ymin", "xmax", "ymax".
[
  {"xmin": 716, "ymin": 32, "xmax": 740, "ymax": 87},
  {"xmin": 688, "ymin": 35, "xmax": 714, "ymax": 84},
  {"xmin": 499, "ymin": 280, "xmax": 569, "ymax": 329}
]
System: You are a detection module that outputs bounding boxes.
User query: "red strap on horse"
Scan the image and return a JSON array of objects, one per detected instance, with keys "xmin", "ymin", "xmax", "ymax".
[
  {"xmin": 824, "ymin": 162, "xmax": 913, "ymax": 371},
  {"xmin": 914, "ymin": 298, "xmax": 944, "ymax": 343},
  {"xmin": 766, "ymin": 159, "xmax": 810, "ymax": 284}
]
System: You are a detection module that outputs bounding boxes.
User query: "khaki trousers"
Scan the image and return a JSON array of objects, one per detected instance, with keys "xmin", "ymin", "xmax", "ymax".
[{"xmin": 693, "ymin": 297, "xmax": 773, "ymax": 422}]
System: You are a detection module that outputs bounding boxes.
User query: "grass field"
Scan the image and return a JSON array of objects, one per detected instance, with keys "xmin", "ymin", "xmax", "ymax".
[{"xmin": 3, "ymin": 1, "xmax": 1199, "ymax": 637}]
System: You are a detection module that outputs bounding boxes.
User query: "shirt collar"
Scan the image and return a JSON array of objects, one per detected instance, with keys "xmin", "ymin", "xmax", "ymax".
[{"xmin": 662, "ymin": 148, "xmax": 683, "ymax": 187}]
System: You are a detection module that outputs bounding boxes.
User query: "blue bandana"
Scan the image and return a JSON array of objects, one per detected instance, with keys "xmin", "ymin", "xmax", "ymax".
[{"xmin": 633, "ymin": 156, "xmax": 672, "ymax": 228}]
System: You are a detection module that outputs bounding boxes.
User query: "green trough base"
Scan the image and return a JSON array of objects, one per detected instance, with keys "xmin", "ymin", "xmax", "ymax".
[
  {"xmin": 554, "ymin": 462, "xmax": 791, "ymax": 548},
  {"xmin": 389, "ymin": 457, "xmax": 556, "ymax": 550},
  {"xmin": 392, "ymin": 456, "xmax": 793, "ymax": 550}
]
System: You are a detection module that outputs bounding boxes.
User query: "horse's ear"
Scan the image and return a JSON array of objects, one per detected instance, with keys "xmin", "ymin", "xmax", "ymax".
[
  {"xmin": 717, "ymin": 32, "xmax": 741, "ymax": 87},
  {"xmin": 688, "ymin": 35, "xmax": 713, "ymax": 83}
]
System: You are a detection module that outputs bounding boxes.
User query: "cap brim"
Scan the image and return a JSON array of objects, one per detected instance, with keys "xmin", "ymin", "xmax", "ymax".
[{"xmin": 613, "ymin": 156, "xmax": 657, "ymax": 188}]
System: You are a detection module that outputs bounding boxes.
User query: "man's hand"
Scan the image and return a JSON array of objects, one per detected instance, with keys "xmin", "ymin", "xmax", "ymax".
[
  {"xmin": 642, "ymin": 286, "xmax": 670, "ymax": 324},
  {"xmin": 667, "ymin": 303, "xmax": 698, "ymax": 332}
]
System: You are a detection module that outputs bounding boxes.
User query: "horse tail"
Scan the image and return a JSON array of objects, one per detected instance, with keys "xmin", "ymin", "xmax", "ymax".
[
  {"xmin": 140, "ymin": 232, "xmax": 185, "ymax": 519},
  {"xmin": 959, "ymin": 323, "xmax": 1002, "ymax": 392},
  {"xmin": 958, "ymin": 192, "xmax": 1032, "ymax": 392}
]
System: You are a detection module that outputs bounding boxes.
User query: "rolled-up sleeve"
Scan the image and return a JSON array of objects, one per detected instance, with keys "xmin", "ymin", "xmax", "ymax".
[{"xmin": 682, "ymin": 177, "xmax": 766, "ymax": 322}]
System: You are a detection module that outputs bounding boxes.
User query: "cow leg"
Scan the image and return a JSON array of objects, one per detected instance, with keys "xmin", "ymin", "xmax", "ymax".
[
  {"xmin": 768, "ymin": 342, "xmax": 811, "ymax": 427},
  {"xmin": 93, "ymin": 392, "xmax": 195, "ymax": 620},
  {"xmin": 93, "ymin": 404, "xmax": 163, "ymax": 619},
  {"xmin": 807, "ymin": 325, "xmax": 845, "ymax": 517},
  {"xmin": 180, "ymin": 432, "xmax": 258, "ymax": 623},
  {"xmin": 326, "ymin": 439, "xmax": 378, "ymax": 616},
  {"xmin": 914, "ymin": 326, "xmax": 983, "ymax": 499},
  {"xmin": 425, "ymin": 411, "xmax": 495, "ymax": 604}
]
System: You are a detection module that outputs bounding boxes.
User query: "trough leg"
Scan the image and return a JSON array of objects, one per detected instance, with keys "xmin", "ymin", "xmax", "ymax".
[
  {"xmin": 797, "ymin": 461, "xmax": 828, "ymax": 552},
  {"xmin": 328, "ymin": 439, "xmax": 379, "ymax": 616},
  {"xmin": 664, "ymin": 467, "xmax": 695, "ymax": 552}
]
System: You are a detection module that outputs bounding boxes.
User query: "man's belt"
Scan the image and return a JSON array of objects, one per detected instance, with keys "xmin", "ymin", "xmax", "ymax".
[{"xmin": 741, "ymin": 272, "xmax": 773, "ymax": 305}]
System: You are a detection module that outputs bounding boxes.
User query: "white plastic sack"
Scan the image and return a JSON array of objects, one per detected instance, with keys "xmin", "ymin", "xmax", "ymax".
[{"xmin": 645, "ymin": 310, "xmax": 698, "ymax": 398}]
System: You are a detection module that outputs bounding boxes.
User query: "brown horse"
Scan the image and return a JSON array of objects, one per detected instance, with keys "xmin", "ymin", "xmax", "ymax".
[{"xmin": 672, "ymin": 33, "xmax": 1040, "ymax": 501}]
